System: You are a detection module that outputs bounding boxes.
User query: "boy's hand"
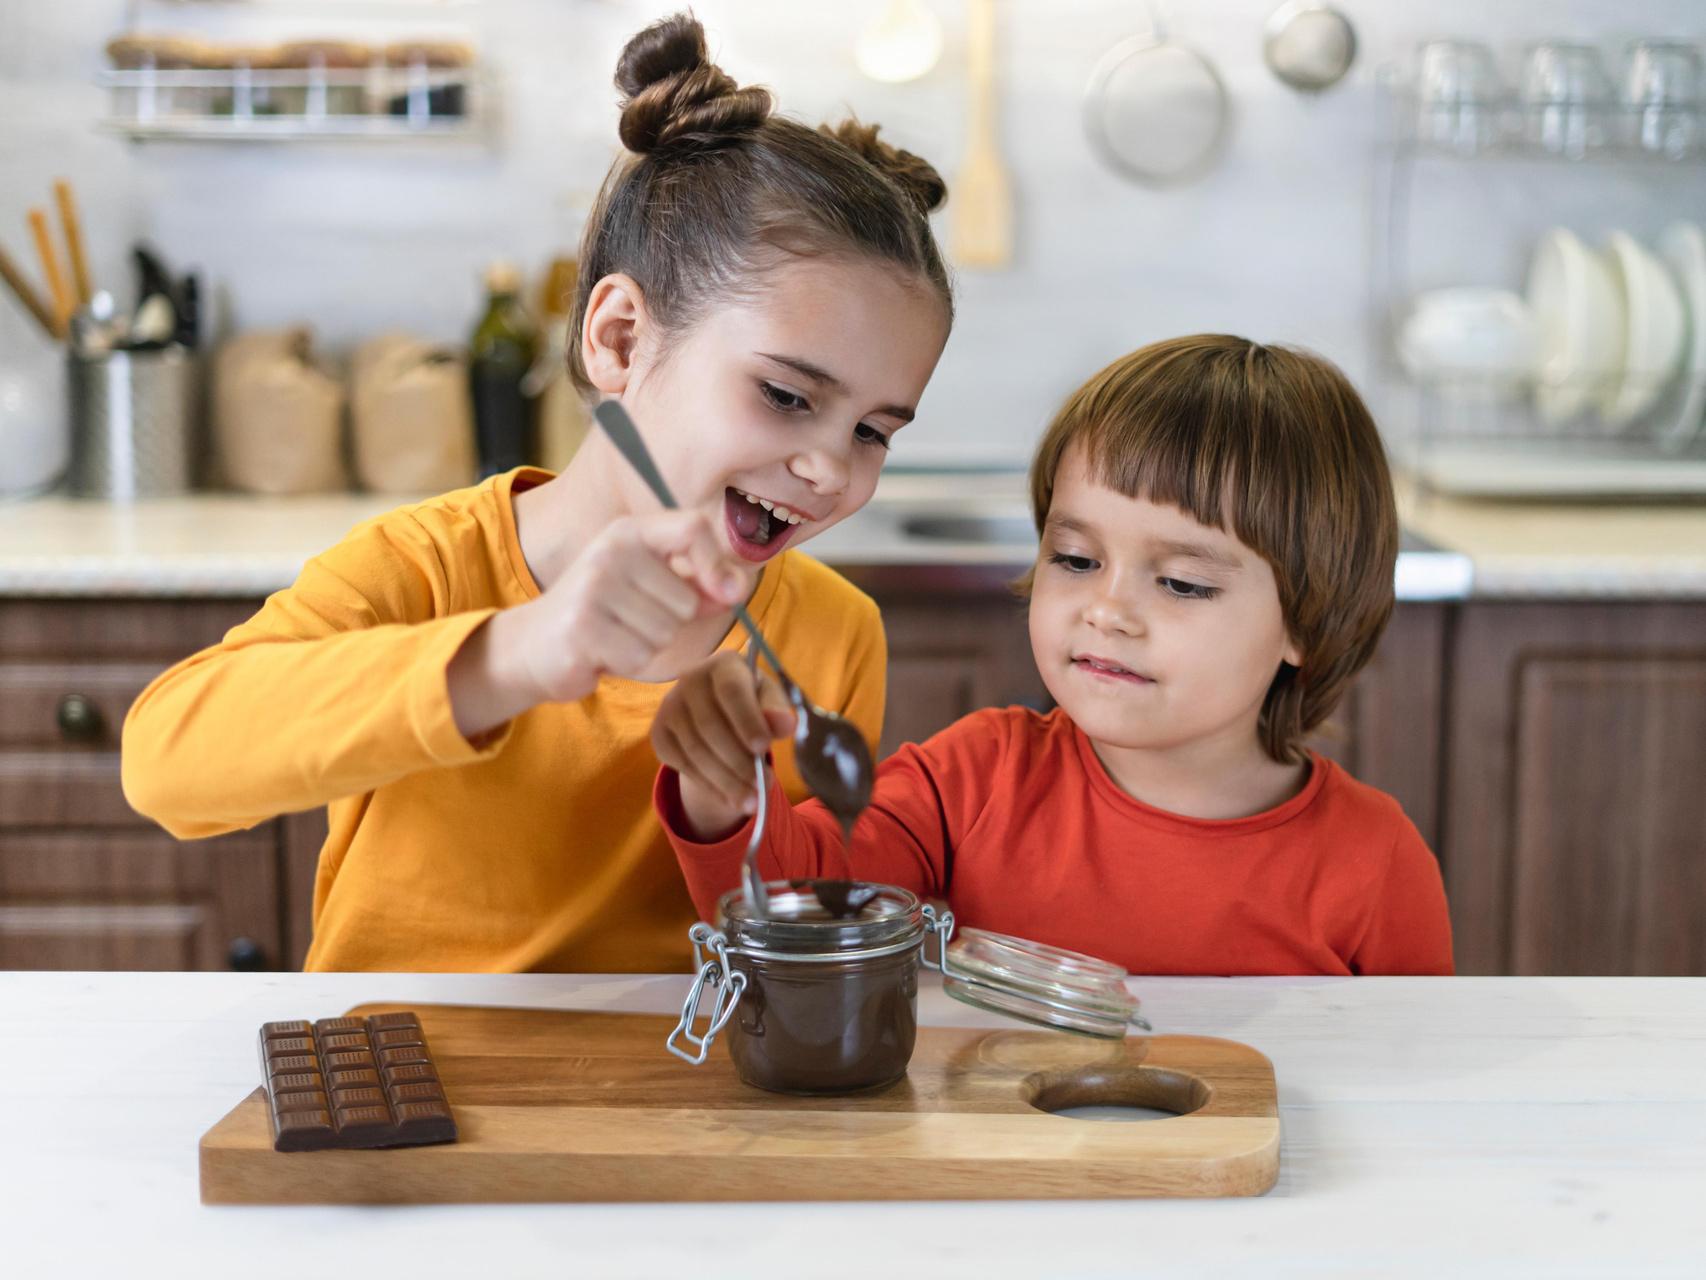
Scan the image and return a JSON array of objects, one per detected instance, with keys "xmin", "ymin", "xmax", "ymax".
[{"xmin": 653, "ymin": 651, "xmax": 796, "ymax": 840}]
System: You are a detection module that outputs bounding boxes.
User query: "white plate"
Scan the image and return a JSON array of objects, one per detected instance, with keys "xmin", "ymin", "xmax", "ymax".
[
  {"xmin": 1599, "ymin": 231, "xmax": 1686, "ymax": 427},
  {"xmin": 1655, "ymin": 222, "xmax": 1706, "ymax": 452},
  {"xmin": 1527, "ymin": 228, "xmax": 1624, "ymax": 425}
]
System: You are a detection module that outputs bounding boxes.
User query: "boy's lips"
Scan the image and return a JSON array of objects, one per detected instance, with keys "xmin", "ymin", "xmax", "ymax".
[{"xmin": 1070, "ymin": 652, "xmax": 1154, "ymax": 685}]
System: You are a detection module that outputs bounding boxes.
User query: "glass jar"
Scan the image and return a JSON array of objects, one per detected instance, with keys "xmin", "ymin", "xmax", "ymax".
[{"xmin": 667, "ymin": 880, "xmax": 1151, "ymax": 1095}]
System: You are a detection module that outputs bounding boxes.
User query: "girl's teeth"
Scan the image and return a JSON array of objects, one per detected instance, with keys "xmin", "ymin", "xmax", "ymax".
[{"xmin": 735, "ymin": 489, "xmax": 806, "ymax": 525}]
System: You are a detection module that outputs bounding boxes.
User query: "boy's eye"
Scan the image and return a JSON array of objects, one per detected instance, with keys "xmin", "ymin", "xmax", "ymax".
[
  {"xmin": 1160, "ymin": 577, "xmax": 1220, "ymax": 600},
  {"xmin": 854, "ymin": 422, "xmax": 891, "ymax": 450},
  {"xmin": 760, "ymin": 382, "xmax": 809, "ymax": 413},
  {"xmin": 1047, "ymin": 552, "xmax": 1098, "ymax": 573}
]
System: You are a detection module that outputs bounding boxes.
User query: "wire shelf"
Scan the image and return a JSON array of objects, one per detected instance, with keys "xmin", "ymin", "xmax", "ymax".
[{"xmin": 99, "ymin": 63, "xmax": 491, "ymax": 142}]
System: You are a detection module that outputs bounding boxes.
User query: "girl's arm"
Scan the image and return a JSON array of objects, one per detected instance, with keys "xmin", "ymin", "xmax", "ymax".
[
  {"xmin": 121, "ymin": 513, "xmax": 512, "ymax": 838},
  {"xmin": 122, "ymin": 504, "xmax": 745, "ymax": 839}
]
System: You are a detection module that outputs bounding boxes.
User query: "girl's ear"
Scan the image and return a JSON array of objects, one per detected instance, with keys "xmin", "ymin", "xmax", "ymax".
[
  {"xmin": 1282, "ymin": 636, "xmax": 1304, "ymax": 668},
  {"xmin": 580, "ymin": 273, "xmax": 649, "ymax": 395}
]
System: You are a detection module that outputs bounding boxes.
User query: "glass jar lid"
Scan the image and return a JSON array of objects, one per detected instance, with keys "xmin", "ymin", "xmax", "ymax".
[
  {"xmin": 939, "ymin": 927, "xmax": 1149, "ymax": 1038},
  {"xmin": 717, "ymin": 881, "xmax": 924, "ymax": 962}
]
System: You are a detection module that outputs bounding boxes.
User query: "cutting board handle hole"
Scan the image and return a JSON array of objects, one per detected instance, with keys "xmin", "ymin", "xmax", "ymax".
[{"xmin": 1023, "ymin": 1065, "xmax": 1210, "ymax": 1123}]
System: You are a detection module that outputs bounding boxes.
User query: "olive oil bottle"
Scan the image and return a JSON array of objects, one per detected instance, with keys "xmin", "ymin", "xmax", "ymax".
[{"xmin": 468, "ymin": 261, "xmax": 540, "ymax": 477}]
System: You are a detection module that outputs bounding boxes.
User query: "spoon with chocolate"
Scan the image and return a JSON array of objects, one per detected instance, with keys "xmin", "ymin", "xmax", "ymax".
[{"xmin": 592, "ymin": 401, "xmax": 876, "ymax": 848}]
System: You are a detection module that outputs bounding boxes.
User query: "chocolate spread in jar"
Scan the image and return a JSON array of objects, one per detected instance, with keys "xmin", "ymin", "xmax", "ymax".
[
  {"xmin": 722, "ymin": 882, "xmax": 922, "ymax": 1094},
  {"xmin": 789, "ymin": 879, "xmax": 881, "ymax": 920},
  {"xmin": 727, "ymin": 946, "xmax": 919, "ymax": 1094}
]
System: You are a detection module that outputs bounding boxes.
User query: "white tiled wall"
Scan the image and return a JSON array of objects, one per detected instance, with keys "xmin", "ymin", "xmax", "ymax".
[{"xmin": 3, "ymin": 0, "xmax": 1703, "ymax": 465}]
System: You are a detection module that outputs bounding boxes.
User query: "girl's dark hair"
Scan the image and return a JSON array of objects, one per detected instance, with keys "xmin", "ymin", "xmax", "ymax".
[{"xmin": 567, "ymin": 12, "xmax": 953, "ymax": 394}]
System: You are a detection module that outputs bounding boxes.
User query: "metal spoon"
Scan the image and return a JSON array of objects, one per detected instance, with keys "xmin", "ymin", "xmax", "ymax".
[
  {"xmin": 591, "ymin": 400, "xmax": 876, "ymax": 845},
  {"xmin": 739, "ymin": 644, "xmax": 770, "ymax": 916}
]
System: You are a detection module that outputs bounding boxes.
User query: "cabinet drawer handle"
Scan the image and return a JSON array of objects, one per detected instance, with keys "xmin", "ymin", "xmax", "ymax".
[
  {"xmin": 227, "ymin": 937, "xmax": 266, "ymax": 971},
  {"xmin": 55, "ymin": 693, "xmax": 104, "ymax": 742}
]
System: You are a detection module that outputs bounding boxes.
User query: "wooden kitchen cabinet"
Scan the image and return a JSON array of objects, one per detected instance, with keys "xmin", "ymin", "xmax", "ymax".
[
  {"xmin": 0, "ymin": 829, "xmax": 279, "ymax": 970},
  {"xmin": 0, "ymin": 600, "xmax": 291, "ymax": 972},
  {"xmin": 1442, "ymin": 601, "xmax": 1706, "ymax": 977},
  {"xmin": 869, "ymin": 582, "xmax": 1048, "ymax": 757},
  {"xmin": 4, "ymin": 590, "xmax": 1701, "ymax": 977},
  {"xmin": 1306, "ymin": 604, "xmax": 1448, "ymax": 851}
]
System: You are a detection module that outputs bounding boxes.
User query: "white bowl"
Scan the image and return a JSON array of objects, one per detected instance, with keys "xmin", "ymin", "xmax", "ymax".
[
  {"xmin": 1526, "ymin": 227, "xmax": 1625, "ymax": 424},
  {"xmin": 1398, "ymin": 288, "xmax": 1538, "ymax": 402},
  {"xmin": 1599, "ymin": 230, "xmax": 1686, "ymax": 426}
]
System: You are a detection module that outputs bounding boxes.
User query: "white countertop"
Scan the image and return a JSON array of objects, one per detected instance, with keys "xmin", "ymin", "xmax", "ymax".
[
  {"xmin": 0, "ymin": 471, "xmax": 1701, "ymax": 599},
  {"xmin": 1396, "ymin": 481, "xmax": 1706, "ymax": 599},
  {"xmin": 0, "ymin": 481, "xmax": 1048, "ymax": 598},
  {"xmin": 5, "ymin": 971, "xmax": 1703, "ymax": 1276}
]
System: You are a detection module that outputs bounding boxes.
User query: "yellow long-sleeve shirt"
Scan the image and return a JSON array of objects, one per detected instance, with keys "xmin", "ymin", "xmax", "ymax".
[{"xmin": 121, "ymin": 468, "xmax": 887, "ymax": 972}]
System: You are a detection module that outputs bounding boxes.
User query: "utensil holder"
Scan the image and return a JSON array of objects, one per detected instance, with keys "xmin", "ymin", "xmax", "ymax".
[{"xmin": 67, "ymin": 345, "xmax": 200, "ymax": 499}]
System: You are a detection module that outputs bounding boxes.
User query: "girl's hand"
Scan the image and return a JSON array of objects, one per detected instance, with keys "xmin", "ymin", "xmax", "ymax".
[
  {"xmin": 451, "ymin": 510, "xmax": 750, "ymax": 738},
  {"xmin": 653, "ymin": 651, "xmax": 796, "ymax": 840}
]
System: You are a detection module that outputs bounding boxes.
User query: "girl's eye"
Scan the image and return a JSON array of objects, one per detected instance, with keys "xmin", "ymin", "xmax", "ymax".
[
  {"xmin": 1160, "ymin": 577, "xmax": 1220, "ymax": 600},
  {"xmin": 1047, "ymin": 552, "xmax": 1098, "ymax": 573},
  {"xmin": 854, "ymin": 422, "xmax": 891, "ymax": 451},
  {"xmin": 760, "ymin": 382, "xmax": 809, "ymax": 413}
]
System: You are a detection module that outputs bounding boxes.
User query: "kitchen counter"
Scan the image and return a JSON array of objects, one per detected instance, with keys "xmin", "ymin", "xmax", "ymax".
[
  {"xmin": 0, "ymin": 471, "xmax": 1700, "ymax": 598},
  {"xmin": 1396, "ymin": 478, "xmax": 1706, "ymax": 599},
  {"xmin": 5, "ymin": 971, "xmax": 1702, "ymax": 1276}
]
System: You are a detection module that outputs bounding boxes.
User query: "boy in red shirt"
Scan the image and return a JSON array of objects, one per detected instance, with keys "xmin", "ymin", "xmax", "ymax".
[{"xmin": 651, "ymin": 335, "xmax": 1454, "ymax": 975}]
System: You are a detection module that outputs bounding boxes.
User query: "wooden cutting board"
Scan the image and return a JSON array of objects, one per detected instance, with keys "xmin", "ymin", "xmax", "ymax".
[{"xmin": 200, "ymin": 1003, "xmax": 1279, "ymax": 1203}]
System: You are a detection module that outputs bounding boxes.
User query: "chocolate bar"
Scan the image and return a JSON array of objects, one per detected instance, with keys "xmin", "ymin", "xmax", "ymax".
[{"xmin": 257, "ymin": 1011, "xmax": 456, "ymax": 1152}]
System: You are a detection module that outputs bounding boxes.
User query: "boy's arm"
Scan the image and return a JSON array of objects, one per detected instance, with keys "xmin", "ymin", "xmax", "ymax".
[
  {"xmin": 1349, "ymin": 823, "xmax": 1456, "ymax": 975},
  {"xmin": 657, "ymin": 718, "xmax": 998, "ymax": 920}
]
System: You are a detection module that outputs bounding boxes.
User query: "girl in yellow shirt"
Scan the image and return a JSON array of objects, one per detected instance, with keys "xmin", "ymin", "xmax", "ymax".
[{"xmin": 120, "ymin": 12, "xmax": 954, "ymax": 973}]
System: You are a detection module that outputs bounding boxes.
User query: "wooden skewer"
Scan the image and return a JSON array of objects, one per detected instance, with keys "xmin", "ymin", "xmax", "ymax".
[
  {"xmin": 0, "ymin": 240, "xmax": 63, "ymax": 340},
  {"xmin": 53, "ymin": 179, "xmax": 93, "ymax": 305},
  {"xmin": 27, "ymin": 207, "xmax": 74, "ymax": 335}
]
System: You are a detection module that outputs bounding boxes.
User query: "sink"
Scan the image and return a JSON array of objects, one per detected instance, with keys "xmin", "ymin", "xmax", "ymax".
[
  {"xmin": 901, "ymin": 511, "xmax": 1447, "ymax": 557},
  {"xmin": 898, "ymin": 512, "xmax": 1035, "ymax": 545}
]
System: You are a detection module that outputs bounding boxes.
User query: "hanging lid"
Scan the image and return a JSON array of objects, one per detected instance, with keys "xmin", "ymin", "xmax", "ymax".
[{"xmin": 938, "ymin": 926, "xmax": 1150, "ymax": 1039}]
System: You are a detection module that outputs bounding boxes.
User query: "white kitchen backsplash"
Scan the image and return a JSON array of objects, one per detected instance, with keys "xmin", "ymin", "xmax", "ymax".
[{"xmin": 3, "ymin": 0, "xmax": 1703, "ymax": 464}]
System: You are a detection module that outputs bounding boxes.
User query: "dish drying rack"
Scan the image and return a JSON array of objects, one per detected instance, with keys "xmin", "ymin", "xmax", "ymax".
[{"xmin": 1372, "ymin": 63, "xmax": 1706, "ymax": 500}]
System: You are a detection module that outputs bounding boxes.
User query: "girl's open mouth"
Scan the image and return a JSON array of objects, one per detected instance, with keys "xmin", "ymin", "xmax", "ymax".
[{"xmin": 723, "ymin": 487, "xmax": 803, "ymax": 563}]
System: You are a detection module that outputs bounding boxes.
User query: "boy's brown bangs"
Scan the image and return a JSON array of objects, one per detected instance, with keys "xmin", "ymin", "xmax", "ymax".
[
  {"xmin": 1078, "ymin": 407, "xmax": 1247, "ymax": 553},
  {"xmin": 1030, "ymin": 339, "xmax": 1281, "ymax": 578}
]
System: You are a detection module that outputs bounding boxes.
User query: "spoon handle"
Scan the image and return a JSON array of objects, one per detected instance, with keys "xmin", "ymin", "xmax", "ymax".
[
  {"xmin": 592, "ymin": 399, "xmax": 680, "ymax": 508},
  {"xmin": 591, "ymin": 399, "xmax": 801, "ymax": 701}
]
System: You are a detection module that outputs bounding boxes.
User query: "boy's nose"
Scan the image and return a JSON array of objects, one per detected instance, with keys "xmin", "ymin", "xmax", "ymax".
[{"xmin": 1084, "ymin": 591, "xmax": 1144, "ymax": 637}]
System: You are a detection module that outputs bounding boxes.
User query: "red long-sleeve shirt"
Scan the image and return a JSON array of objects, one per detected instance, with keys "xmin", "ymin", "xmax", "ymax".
[{"xmin": 657, "ymin": 706, "xmax": 1454, "ymax": 976}]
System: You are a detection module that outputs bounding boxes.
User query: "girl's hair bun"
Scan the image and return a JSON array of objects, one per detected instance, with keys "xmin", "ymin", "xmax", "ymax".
[
  {"xmin": 820, "ymin": 119, "xmax": 948, "ymax": 216},
  {"xmin": 616, "ymin": 13, "xmax": 773, "ymax": 154}
]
